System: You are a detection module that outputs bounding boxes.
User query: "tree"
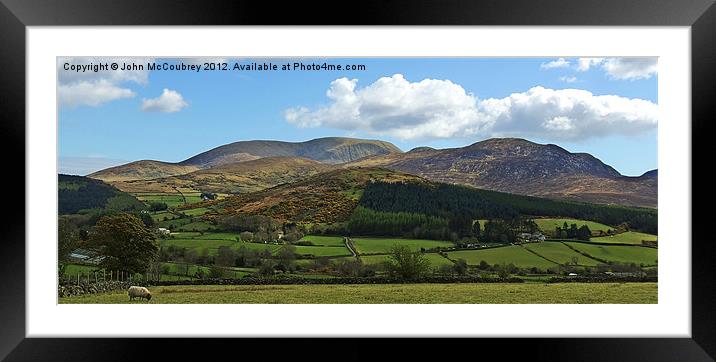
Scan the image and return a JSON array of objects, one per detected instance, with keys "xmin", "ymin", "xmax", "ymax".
[
  {"xmin": 471, "ymin": 220, "xmax": 481, "ymax": 238},
  {"xmin": 453, "ymin": 259, "xmax": 468, "ymax": 275},
  {"xmin": 216, "ymin": 246, "xmax": 235, "ymax": 267},
  {"xmin": 577, "ymin": 225, "xmax": 592, "ymax": 241},
  {"xmin": 149, "ymin": 201, "xmax": 168, "ymax": 211},
  {"xmin": 87, "ymin": 213, "xmax": 159, "ymax": 274},
  {"xmin": 58, "ymin": 218, "xmax": 80, "ymax": 263},
  {"xmin": 497, "ymin": 263, "xmax": 510, "ymax": 278},
  {"xmin": 386, "ymin": 244, "xmax": 431, "ymax": 280},
  {"xmin": 276, "ymin": 245, "xmax": 297, "ymax": 272},
  {"xmin": 257, "ymin": 261, "xmax": 274, "ymax": 277},
  {"xmin": 239, "ymin": 231, "xmax": 253, "ymax": 242},
  {"xmin": 208, "ymin": 265, "xmax": 226, "ymax": 279}
]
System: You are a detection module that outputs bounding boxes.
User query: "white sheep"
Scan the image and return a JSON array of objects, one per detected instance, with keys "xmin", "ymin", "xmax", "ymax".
[{"xmin": 127, "ymin": 286, "xmax": 152, "ymax": 301}]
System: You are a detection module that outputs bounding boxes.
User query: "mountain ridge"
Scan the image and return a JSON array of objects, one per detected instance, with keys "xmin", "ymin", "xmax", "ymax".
[
  {"xmin": 89, "ymin": 137, "xmax": 401, "ymax": 182},
  {"xmin": 88, "ymin": 136, "xmax": 656, "ymax": 208},
  {"xmin": 344, "ymin": 138, "xmax": 656, "ymax": 208}
]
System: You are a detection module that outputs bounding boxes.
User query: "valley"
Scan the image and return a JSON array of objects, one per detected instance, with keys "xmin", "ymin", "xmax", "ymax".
[{"xmin": 59, "ymin": 136, "xmax": 658, "ymax": 304}]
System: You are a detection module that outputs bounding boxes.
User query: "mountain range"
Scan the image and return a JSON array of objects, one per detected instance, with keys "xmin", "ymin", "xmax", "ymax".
[{"xmin": 88, "ymin": 136, "xmax": 657, "ymax": 208}]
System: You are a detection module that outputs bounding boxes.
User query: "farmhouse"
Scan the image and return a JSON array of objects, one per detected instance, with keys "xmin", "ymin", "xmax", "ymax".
[{"xmin": 157, "ymin": 227, "xmax": 170, "ymax": 235}]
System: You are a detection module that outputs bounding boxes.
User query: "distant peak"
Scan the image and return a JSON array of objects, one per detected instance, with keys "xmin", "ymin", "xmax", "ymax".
[{"xmin": 408, "ymin": 146, "xmax": 436, "ymax": 153}]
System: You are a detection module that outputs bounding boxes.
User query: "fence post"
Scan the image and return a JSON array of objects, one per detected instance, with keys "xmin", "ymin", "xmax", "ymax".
[{"xmin": 77, "ymin": 272, "xmax": 80, "ymax": 286}]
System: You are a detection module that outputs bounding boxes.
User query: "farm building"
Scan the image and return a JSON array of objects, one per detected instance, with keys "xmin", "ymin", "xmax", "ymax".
[
  {"xmin": 67, "ymin": 248, "xmax": 105, "ymax": 265},
  {"xmin": 517, "ymin": 232, "xmax": 546, "ymax": 242}
]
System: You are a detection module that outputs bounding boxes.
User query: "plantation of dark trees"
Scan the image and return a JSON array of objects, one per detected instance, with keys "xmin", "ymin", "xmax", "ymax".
[
  {"xmin": 58, "ymin": 174, "xmax": 145, "ymax": 214},
  {"xmin": 358, "ymin": 181, "xmax": 657, "ymax": 235},
  {"xmin": 347, "ymin": 206, "xmax": 452, "ymax": 240}
]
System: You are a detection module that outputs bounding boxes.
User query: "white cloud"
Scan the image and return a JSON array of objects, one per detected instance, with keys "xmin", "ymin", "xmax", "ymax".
[
  {"xmin": 284, "ymin": 74, "xmax": 658, "ymax": 142},
  {"xmin": 540, "ymin": 58, "xmax": 570, "ymax": 69},
  {"xmin": 559, "ymin": 76, "xmax": 578, "ymax": 83},
  {"xmin": 58, "ymin": 79, "xmax": 135, "ymax": 108},
  {"xmin": 576, "ymin": 57, "xmax": 604, "ymax": 72},
  {"xmin": 57, "ymin": 57, "xmax": 154, "ymax": 108},
  {"xmin": 601, "ymin": 58, "xmax": 658, "ymax": 80},
  {"xmin": 285, "ymin": 74, "xmax": 487, "ymax": 140},
  {"xmin": 141, "ymin": 88, "xmax": 188, "ymax": 113},
  {"xmin": 577, "ymin": 57, "xmax": 657, "ymax": 80}
]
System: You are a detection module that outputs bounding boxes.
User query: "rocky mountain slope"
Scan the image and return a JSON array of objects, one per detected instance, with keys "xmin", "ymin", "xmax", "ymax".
[{"xmin": 346, "ymin": 138, "xmax": 657, "ymax": 208}]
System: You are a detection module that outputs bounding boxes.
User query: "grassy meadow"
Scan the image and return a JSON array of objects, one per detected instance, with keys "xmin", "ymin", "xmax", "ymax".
[
  {"xmin": 447, "ymin": 246, "xmax": 557, "ymax": 269},
  {"xmin": 591, "ymin": 231, "xmax": 658, "ymax": 245},
  {"xmin": 533, "ymin": 218, "xmax": 614, "ymax": 234},
  {"xmin": 351, "ymin": 237, "xmax": 453, "ymax": 254},
  {"xmin": 59, "ymin": 282, "xmax": 658, "ymax": 304},
  {"xmin": 563, "ymin": 242, "xmax": 658, "ymax": 266},
  {"xmin": 523, "ymin": 242, "xmax": 602, "ymax": 266}
]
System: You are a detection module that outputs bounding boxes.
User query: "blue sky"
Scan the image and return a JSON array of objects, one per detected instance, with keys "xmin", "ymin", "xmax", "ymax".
[{"xmin": 58, "ymin": 57, "xmax": 657, "ymax": 176}]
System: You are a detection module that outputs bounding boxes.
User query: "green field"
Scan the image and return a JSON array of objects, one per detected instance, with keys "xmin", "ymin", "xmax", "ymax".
[
  {"xmin": 591, "ymin": 231, "xmax": 658, "ymax": 245},
  {"xmin": 534, "ymin": 218, "xmax": 613, "ymax": 234},
  {"xmin": 351, "ymin": 237, "xmax": 454, "ymax": 255},
  {"xmin": 161, "ymin": 238, "xmax": 281, "ymax": 256},
  {"xmin": 162, "ymin": 262, "xmax": 255, "ymax": 278},
  {"xmin": 181, "ymin": 207, "xmax": 211, "ymax": 216},
  {"xmin": 358, "ymin": 253, "xmax": 453, "ymax": 269},
  {"xmin": 299, "ymin": 235, "xmax": 346, "ymax": 247},
  {"xmin": 172, "ymin": 232, "xmax": 240, "ymax": 241},
  {"xmin": 524, "ymin": 242, "xmax": 602, "ymax": 266},
  {"xmin": 136, "ymin": 194, "xmax": 203, "ymax": 208},
  {"xmin": 293, "ymin": 245, "xmax": 353, "ymax": 257},
  {"xmin": 447, "ymin": 246, "xmax": 557, "ymax": 269},
  {"xmin": 174, "ymin": 221, "xmax": 216, "ymax": 232},
  {"xmin": 59, "ymin": 282, "xmax": 657, "ymax": 304},
  {"xmin": 564, "ymin": 242, "xmax": 658, "ymax": 266},
  {"xmin": 157, "ymin": 217, "xmax": 192, "ymax": 229},
  {"xmin": 151, "ymin": 211, "xmax": 178, "ymax": 222}
]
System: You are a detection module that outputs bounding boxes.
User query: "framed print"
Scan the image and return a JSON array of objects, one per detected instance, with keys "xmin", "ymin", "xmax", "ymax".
[{"xmin": 2, "ymin": 0, "xmax": 715, "ymax": 360}]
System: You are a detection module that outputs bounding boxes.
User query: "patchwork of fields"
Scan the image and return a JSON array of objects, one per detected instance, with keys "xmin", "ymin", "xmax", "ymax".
[{"xmin": 113, "ymin": 193, "xmax": 660, "ymax": 279}]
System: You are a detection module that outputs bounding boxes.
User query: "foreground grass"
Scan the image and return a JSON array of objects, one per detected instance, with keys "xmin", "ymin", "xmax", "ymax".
[{"xmin": 59, "ymin": 282, "xmax": 657, "ymax": 304}]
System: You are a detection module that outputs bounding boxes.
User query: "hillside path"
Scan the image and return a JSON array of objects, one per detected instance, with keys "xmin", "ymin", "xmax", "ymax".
[{"xmin": 344, "ymin": 237, "xmax": 357, "ymax": 257}]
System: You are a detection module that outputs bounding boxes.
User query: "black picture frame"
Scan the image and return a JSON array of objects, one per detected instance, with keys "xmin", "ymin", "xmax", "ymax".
[{"xmin": 1, "ymin": 0, "xmax": 714, "ymax": 360}]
